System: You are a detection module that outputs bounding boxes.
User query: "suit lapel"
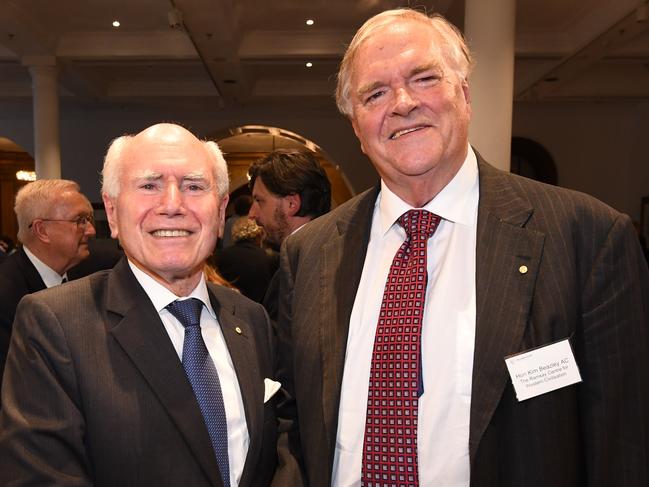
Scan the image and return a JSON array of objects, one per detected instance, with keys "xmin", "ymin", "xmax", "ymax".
[
  {"xmin": 469, "ymin": 160, "xmax": 545, "ymax": 461},
  {"xmin": 17, "ymin": 247, "xmax": 46, "ymax": 292},
  {"xmin": 106, "ymin": 259, "xmax": 223, "ymax": 487},
  {"xmin": 209, "ymin": 287, "xmax": 263, "ymax": 487},
  {"xmin": 320, "ymin": 187, "xmax": 378, "ymax": 455}
]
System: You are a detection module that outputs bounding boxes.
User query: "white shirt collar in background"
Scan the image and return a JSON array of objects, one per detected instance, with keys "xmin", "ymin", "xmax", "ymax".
[{"xmin": 23, "ymin": 245, "xmax": 65, "ymax": 288}]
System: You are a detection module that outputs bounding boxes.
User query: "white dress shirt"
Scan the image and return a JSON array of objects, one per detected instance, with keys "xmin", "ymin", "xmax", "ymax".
[
  {"xmin": 333, "ymin": 147, "xmax": 479, "ymax": 487},
  {"xmin": 23, "ymin": 246, "xmax": 67, "ymax": 287},
  {"xmin": 128, "ymin": 261, "xmax": 249, "ymax": 486}
]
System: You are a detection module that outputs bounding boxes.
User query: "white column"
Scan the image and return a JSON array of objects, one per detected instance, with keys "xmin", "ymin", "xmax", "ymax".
[
  {"xmin": 464, "ymin": 0, "xmax": 516, "ymax": 171},
  {"xmin": 24, "ymin": 56, "xmax": 61, "ymax": 179}
]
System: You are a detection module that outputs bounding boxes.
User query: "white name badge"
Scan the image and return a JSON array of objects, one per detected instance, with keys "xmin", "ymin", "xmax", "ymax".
[{"xmin": 505, "ymin": 338, "xmax": 582, "ymax": 402}]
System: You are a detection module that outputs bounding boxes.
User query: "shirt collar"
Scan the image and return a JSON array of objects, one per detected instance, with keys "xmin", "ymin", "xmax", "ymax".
[
  {"xmin": 23, "ymin": 245, "xmax": 65, "ymax": 288},
  {"xmin": 127, "ymin": 260, "xmax": 216, "ymax": 319},
  {"xmin": 377, "ymin": 145, "xmax": 479, "ymax": 235}
]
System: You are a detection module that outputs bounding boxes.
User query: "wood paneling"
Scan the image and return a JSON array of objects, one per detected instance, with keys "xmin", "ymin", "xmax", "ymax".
[{"xmin": 0, "ymin": 150, "xmax": 34, "ymax": 243}]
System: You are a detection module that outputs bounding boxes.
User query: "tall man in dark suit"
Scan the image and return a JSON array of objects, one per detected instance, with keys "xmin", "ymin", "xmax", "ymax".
[
  {"xmin": 247, "ymin": 150, "xmax": 331, "ymax": 321},
  {"xmin": 0, "ymin": 123, "xmax": 278, "ymax": 486},
  {"xmin": 273, "ymin": 8, "xmax": 649, "ymax": 487},
  {"xmin": 0, "ymin": 179, "xmax": 96, "ymax": 389}
]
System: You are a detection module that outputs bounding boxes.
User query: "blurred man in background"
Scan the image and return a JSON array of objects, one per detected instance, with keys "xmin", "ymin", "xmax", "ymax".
[
  {"xmin": 248, "ymin": 149, "xmax": 331, "ymax": 320},
  {"xmin": 0, "ymin": 179, "xmax": 95, "ymax": 388}
]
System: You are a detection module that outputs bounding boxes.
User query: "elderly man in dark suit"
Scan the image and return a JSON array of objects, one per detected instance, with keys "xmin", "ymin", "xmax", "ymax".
[
  {"xmin": 0, "ymin": 179, "xmax": 96, "ymax": 389},
  {"xmin": 273, "ymin": 8, "xmax": 649, "ymax": 487},
  {"xmin": 0, "ymin": 123, "xmax": 278, "ymax": 486}
]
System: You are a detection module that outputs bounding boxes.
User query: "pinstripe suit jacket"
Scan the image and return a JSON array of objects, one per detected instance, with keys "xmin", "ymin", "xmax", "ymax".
[
  {"xmin": 0, "ymin": 258, "xmax": 277, "ymax": 487},
  {"xmin": 273, "ymin": 158, "xmax": 649, "ymax": 486}
]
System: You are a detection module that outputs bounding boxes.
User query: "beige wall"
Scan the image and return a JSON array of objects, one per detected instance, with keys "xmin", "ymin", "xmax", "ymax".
[{"xmin": 513, "ymin": 100, "xmax": 649, "ymax": 221}]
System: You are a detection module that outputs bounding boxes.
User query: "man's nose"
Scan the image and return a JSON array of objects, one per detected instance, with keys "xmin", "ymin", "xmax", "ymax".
[
  {"xmin": 248, "ymin": 204, "xmax": 259, "ymax": 222},
  {"xmin": 391, "ymin": 86, "xmax": 418, "ymax": 116},
  {"xmin": 159, "ymin": 184, "xmax": 183, "ymax": 213},
  {"xmin": 85, "ymin": 221, "xmax": 97, "ymax": 237}
]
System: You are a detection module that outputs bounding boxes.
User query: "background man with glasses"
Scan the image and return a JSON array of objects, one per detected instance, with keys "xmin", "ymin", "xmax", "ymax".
[{"xmin": 0, "ymin": 179, "xmax": 95, "ymax": 390}]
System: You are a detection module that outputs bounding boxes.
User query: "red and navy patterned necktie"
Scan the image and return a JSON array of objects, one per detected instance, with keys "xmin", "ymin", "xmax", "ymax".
[{"xmin": 361, "ymin": 209, "xmax": 441, "ymax": 487}]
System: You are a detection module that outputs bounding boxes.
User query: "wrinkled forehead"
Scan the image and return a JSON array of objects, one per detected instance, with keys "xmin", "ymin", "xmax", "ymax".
[
  {"xmin": 352, "ymin": 19, "xmax": 446, "ymax": 74},
  {"xmin": 120, "ymin": 134, "xmax": 213, "ymax": 180}
]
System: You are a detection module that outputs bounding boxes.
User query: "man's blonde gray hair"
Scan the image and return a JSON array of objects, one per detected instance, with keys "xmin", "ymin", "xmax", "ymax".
[
  {"xmin": 335, "ymin": 8, "xmax": 475, "ymax": 118},
  {"xmin": 15, "ymin": 179, "xmax": 83, "ymax": 243}
]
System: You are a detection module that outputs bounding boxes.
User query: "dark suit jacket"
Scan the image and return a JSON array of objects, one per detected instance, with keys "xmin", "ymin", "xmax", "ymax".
[
  {"xmin": 262, "ymin": 270, "xmax": 279, "ymax": 323},
  {"xmin": 0, "ymin": 247, "xmax": 46, "ymax": 387},
  {"xmin": 273, "ymin": 158, "xmax": 649, "ymax": 487},
  {"xmin": 213, "ymin": 241, "xmax": 277, "ymax": 303},
  {"xmin": 67, "ymin": 238, "xmax": 123, "ymax": 280},
  {"xmin": 0, "ymin": 258, "xmax": 277, "ymax": 486}
]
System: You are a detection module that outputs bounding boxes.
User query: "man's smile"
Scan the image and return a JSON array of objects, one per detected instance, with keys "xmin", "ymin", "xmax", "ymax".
[
  {"xmin": 390, "ymin": 125, "xmax": 430, "ymax": 140},
  {"xmin": 150, "ymin": 229, "xmax": 193, "ymax": 237}
]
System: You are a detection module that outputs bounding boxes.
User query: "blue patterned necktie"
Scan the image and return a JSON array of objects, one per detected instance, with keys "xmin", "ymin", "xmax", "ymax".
[{"xmin": 166, "ymin": 298, "xmax": 230, "ymax": 487}]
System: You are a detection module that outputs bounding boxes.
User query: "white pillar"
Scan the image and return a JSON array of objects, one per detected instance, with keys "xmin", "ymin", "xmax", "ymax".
[
  {"xmin": 24, "ymin": 56, "xmax": 61, "ymax": 179},
  {"xmin": 465, "ymin": 0, "xmax": 516, "ymax": 171}
]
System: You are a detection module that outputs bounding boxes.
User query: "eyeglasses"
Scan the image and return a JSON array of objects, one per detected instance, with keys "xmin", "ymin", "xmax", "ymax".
[{"xmin": 29, "ymin": 215, "xmax": 95, "ymax": 229}]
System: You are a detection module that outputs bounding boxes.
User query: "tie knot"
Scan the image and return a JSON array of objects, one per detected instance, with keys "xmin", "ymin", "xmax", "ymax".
[
  {"xmin": 398, "ymin": 209, "xmax": 440, "ymax": 239},
  {"xmin": 166, "ymin": 298, "xmax": 204, "ymax": 328}
]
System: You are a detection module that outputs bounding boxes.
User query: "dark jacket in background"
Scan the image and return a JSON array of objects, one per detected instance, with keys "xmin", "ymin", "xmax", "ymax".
[
  {"xmin": 0, "ymin": 247, "xmax": 46, "ymax": 388},
  {"xmin": 213, "ymin": 241, "xmax": 277, "ymax": 303}
]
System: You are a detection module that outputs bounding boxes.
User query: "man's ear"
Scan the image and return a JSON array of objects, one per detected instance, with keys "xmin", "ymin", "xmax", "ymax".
[
  {"xmin": 31, "ymin": 220, "xmax": 51, "ymax": 244},
  {"xmin": 102, "ymin": 193, "xmax": 119, "ymax": 239},
  {"xmin": 284, "ymin": 193, "xmax": 302, "ymax": 217},
  {"xmin": 217, "ymin": 194, "xmax": 229, "ymax": 238},
  {"xmin": 462, "ymin": 77, "xmax": 471, "ymax": 104},
  {"xmin": 351, "ymin": 118, "xmax": 368, "ymax": 155},
  {"xmin": 461, "ymin": 78, "xmax": 472, "ymax": 120}
]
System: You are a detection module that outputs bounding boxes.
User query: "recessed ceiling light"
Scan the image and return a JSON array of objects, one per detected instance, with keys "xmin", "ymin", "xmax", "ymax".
[
  {"xmin": 306, "ymin": 62, "xmax": 313, "ymax": 68},
  {"xmin": 112, "ymin": 20, "xmax": 121, "ymax": 28},
  {"xmin": 306, "ymin": 19, "xmax": 314, "ymax": 26}
]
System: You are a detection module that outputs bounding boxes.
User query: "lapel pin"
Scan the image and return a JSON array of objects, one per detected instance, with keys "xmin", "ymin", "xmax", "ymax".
[
  {"xmin": 519, "ymin": 265, "xmax": 528, "ymax": 274},
  {"xmin": 235, "ymin": 326, "xmax": 242, "ymax": 335}
]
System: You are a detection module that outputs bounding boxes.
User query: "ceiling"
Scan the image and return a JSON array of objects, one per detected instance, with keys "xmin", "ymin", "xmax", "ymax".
[{"xmin": 0, "ymin": 0, "xmax": 648, "ymax": 111}]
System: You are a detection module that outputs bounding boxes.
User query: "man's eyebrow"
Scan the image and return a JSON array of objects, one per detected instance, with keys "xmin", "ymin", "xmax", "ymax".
[
  {"xmin": 356, "ymin": 81, "xmax": 385, "ymax": 99},
  {"xmin": 131, "ymin": 171, "xmax": 209, "ymax": 182},
  {"xmin": 184, "ymin": 171, "xmax": 207, "ymax": 181},
  {"xmin": 410, "ymin": 63, "xmax": 440, "ymax": 76},
  {"xmin": 134, "ymin": 170, "xmax": 162, "ymax": 181}
]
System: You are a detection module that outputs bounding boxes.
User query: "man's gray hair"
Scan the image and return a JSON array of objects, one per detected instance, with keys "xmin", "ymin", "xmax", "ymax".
[
  {"xmin": 101, "ymin": 133, "xmax": 229, "ymax": 199},
  {"xmin": 335, "ymin": 8, "xmax": 475, "ymax": 118},
  {"xmin": 15, "ymin": 179, "xmax": 82, "ymax": 243}
]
